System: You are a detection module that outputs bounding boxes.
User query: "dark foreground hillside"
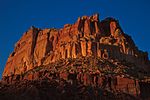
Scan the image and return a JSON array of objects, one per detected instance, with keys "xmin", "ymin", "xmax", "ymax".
[{"xmin": 0, "ymin": 78, "xmax": 140, "ymax": 100}]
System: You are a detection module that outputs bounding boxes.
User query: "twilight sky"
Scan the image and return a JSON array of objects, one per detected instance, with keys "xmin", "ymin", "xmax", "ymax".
[{"xmin": 0, "ymin": 0, "xmax": 150, "ymax": 78}]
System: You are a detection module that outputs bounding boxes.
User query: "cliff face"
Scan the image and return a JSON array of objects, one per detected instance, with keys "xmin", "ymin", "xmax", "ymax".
[
  {"xmin": 1, "ymin": 14, "xmax": 150, "ymax": 100},
  {"xmin": 3, "ymin": 14, "xmax": 149, "ymax": 77}
]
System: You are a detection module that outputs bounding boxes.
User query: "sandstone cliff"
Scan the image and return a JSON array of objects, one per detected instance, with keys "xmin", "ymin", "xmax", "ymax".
[
  {"xmin": 3, "ymin": 14, "xmax": 149, "ymax": 77},
  {"xmin": 1, "ymin": 14, "xmax": 150, "ymax": 100}
]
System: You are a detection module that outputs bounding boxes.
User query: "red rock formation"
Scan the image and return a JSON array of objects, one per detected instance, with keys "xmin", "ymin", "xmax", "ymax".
[{"xmin": 2, "ymin": 14, "xmax": 150, "ymax": 79}]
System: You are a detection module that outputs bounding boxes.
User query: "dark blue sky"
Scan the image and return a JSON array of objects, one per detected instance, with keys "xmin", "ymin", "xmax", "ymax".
[{"xmin": 0, "ymin": 0, "xmax": 150, "ymax": 77}]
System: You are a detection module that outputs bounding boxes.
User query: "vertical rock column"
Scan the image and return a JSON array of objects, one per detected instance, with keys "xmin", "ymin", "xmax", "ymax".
[
  {"xmin": 83, "ymin": 17, "xmax": 91, "ymax": 38},
  {"xmin": 87, "ymin": 41, "xmax": 92, "ymax": 56},
  {"xmin": 72, "ymin": 43, "xmax": 77, "ymax": 58},
  {"xmin": 80, "ymin": 40, "xmax": 87, "ymax": 56},
  {"xmin": 93, "ymin": 14, "xmax": 100, "ymax": 33},
  {"xmin": 97, "ymin": 42, "xmax": 101, "ymax": 57},
  {"xmin": 61, "ymin": 45, "xmax": 66, "ymax": 59},
  {"xmin": 66, "ymin": 43, "xmax": 71, "ymax": 58}
]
